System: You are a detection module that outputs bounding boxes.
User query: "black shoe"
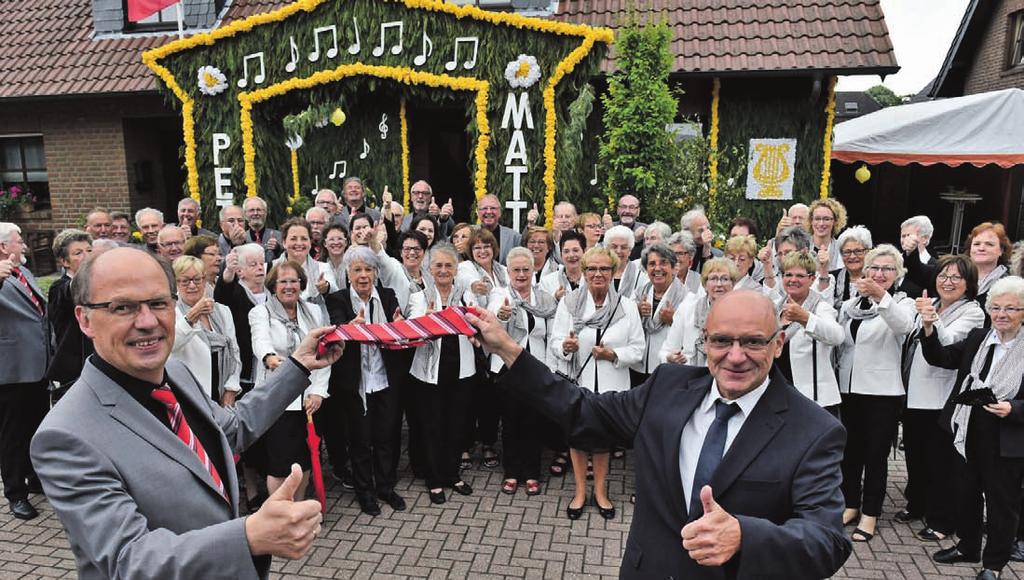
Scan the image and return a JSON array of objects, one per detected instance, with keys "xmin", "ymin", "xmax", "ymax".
[
  {"xmin": 26, "ymin": 478, "xmax": 44, "ymax": 495},
  {"xmin": 933, "ymin": 546, "xmax": 980, "ymax": 564},
  {"xmin": 894, "ymin": 509, "xmax": 920, "ymax": 523},
  {"xmin": 333, "ymin": 469, "xmax": 355, "ymax": 490},
  {"xmin": 918, "ymin": 527, "xmax": 947, "ymax": 542},
  {"xmin": 9, "ymin": 499, "xmax": 38, "ymax": 520},
  {"xmin": 378, "ymin": 490, "xmax": 407, "ymax": 511},
  {"xmin": 452, "ymin": 481, "xmax": 473, "ymax": 496},
  {"xmin": 428, "ymin": 489, "xmax": 446, "ymax": 504},
  {"xmin": 593, "ymin": 495, "xmax": 615, "ymax": 520},
  {"xmin": 976, "ymin": 570, "xmax": 1000, "ymax": 580},
  {"xmin": 356, "ymin": 493, "xmax": 381, "ymax": 516},
  {"xmin": 566, "ymin": 499, "xmax": 585, "ymax": 520},
  {"xmin": 1009, "ymin": 540, "xmax": 1024, "ymax": 563}
]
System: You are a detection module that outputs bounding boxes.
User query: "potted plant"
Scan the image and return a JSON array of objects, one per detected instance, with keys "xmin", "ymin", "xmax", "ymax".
[{"xmin": 0, "ymin": 185, "xmax": 35, "ymax": 221}]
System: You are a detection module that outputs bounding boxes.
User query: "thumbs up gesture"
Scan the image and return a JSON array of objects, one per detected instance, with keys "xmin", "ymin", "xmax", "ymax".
[
  {"xmin": 637, "ymin": 294, "xmax": 653, "ymax": 318},
  {"xmin": 659, "ymin": 302, "xmax": 676, "ymax": 325},
  {"xmin": 562, "ymin": 329, "xmax": 579, "ymax": 355},
  {"xmin": 382, "ymin": 186, "xmax": 393, "ymax": 206},
  {"xmin": 780, "ymin": 294, "xmax": 809, "ymax": 326},
  {"xmin": 497, "ymin": 296, "xmax": 513, "ymax": 321},
  {"xmin": 428, "ymin": 196, "xmax": 440, "ymax": 216},
  {"xmin": 392, "ymin": 307, "xmax": 404, "ymax": 322},
  {"xmin": 592, "ymin": 342, "xmax": 617, "ymax": 362},
  {"xmin": 917, "ymin": 288, "xmax": 938, "ymax": 331},
  {"xmin": 527, "ymin": 203, "xmax": 540, "ymax": 226},
  {"xmin": 680, "ymin": 485, "xmax": 741, "ymax": 567},
  {"xmin": 315, "ymin": 271, "xmax": 329, "ymax": 295},
  {"xmin": 351, "ymin": 307, "xmax": 366, "ymax": 325},
  {"xmin": 440, "ymin": 198, "xmax": 454, "ymax": 219},
  {"xmin": 602, "ymin": 209, "xmax": 614, "ymax": 230},
  {"xmin": 776, "ymin": 209, "xmax": 792, "ymax": 235},
  {"xmin": 245, "ymin": 463, "xmax": 323, "ymax": 559}
]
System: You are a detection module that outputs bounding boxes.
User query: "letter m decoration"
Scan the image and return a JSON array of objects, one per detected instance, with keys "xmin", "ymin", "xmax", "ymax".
[
  {"xmin": 127, "ymin": 0, "xmax": 179, "ymax": 22},
  {"xmin": 141, "ymin": 0, "xmax": 612, "ymax": 227}
]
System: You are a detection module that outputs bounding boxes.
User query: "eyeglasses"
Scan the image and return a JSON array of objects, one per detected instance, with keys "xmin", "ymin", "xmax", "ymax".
[
  {"xmin": 401, "ymin": 246, "xmax": 424, "ymax": 254},
  {"xmin": 866, "ymin": 265, "xmax": 897, "ymax": 275},
  {"xmin": 585, "ymin": 266, "xmax": 613, "ymax": 274},
  {"xmin": 411, "ymin": 190, "xmax": 431, "ymax": 196},
  {"xmin": 618, "ymin": 204, "xmax": 639, "ymax": 210},
  {"xmin": 82, "ymin": 295, "xmax": 177, "ymax": 317},
  {"xmin": 937, "ymin": 274, "xmax": 964, "ymax": 283},
  {"xmin": 159, "ymin": 240, "xmax": 184, "ymax": 248},
  {"xmin": 705, "ymin": 330, "xmax": 780, "ymax": 352},
  {"xmin": 840, "ymin": 248, "xmax": 866, "ymax": 257},
  {"xmin": 706, "ymin": 275, "xmax": 733, "ymax": 284},
  {"xmin": 988, "ymin": 306, "xmax": 1024, "ymax": 315},
  {"xmin": 782, "ymin": 272, "xmax": 813, "ymax": 279},
  {"xmin": 177, "ymin": 277, "xmax": 205, "ymax": 287},
  {"xmin": 583, "ymin": 223, "xmax": 602, "ymax": 230}
]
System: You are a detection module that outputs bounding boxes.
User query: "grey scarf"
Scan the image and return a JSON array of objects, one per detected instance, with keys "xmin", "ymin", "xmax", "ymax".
[
  {"xmin": 176, "ymin": 300, "xmax": 240, "ymax": 397},
  {"xmin": 507, "ymin": 287, "xmax": 558, "ymax": 345},
  {"xmin": 692, "ymin": 296, "xmax": 713, "ymax": 366},
  {"xmin": 352, "ymin": 289, "xmax": 386, "ymax": 414},
  {"xmin": 563, "ymin": 285, "xmax": 625, "ymax": 379},
  {"xmin": 951, "ymin": 329, "xmax": 1024, "ymax": 458},
  {"xmin": 978, "ymin": 264, "xmax": 1008, "ymax": 296},
  {"xmin": 637, "ymin": 278, "xmax": 686, "ymax": 333},
  {"xmin": 841, "ymin": 290, "xmax": 908, "ymax": 322},
  {"xmin": 616, "ymin": 260, "xmax": 643, "ymax": 297},
  {"xmin": 265, "ymin": 296, "xmax": 318, "ymax": 356},
  {"xmin": 410, "ymin": 282, "xmax": 469, "ymax": 385}
]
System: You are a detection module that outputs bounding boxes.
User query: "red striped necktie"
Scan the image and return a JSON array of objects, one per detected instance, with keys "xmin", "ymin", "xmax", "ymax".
[
  {"xmin": 318, "ymin": 306, "xmax": 478, "ymax": 355},
  {"xmin": 150, "ymin": 385, "xmax": 228, "ymax": 502},
  {"xmin": 10, "ymin": 268, "xmax": 43, "ymax": 315}
]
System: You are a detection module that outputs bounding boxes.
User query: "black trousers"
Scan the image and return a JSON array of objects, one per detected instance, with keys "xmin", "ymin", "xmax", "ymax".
[
  {"xmin": 902, "ymin": 408, "xmax": 956, "ymax": 533},
  {"xmin": 500, "ymin": 388, "xmax": 542, "ymax": 481},
  {"xmin": 338, "ymin": 387, "xmax": 401, "ymax": 495},
  {"xmin": 237, "ymin": 380, "xmax": 268, "ymax": 476},
  {"xmin": 315, "ymin": 395, "xmax": 350, "ymax": 479},
  {"xmin": 413, "ymin": 377, "xmax": 472, "ymax": 489},
  {"xmin": 464, "ymin": 375, "xmax": 499, "ymax": 449},
  {"xmin": 840, "ymin": 393, "xmax": 901, "ymax": 516},
  {"xmin": 954, "ymin": 409, "xmax": 1024, "ymax": 571},
  {"xmin": 0, "ymin": 381, "xmax": 48, "ymax": 502}
]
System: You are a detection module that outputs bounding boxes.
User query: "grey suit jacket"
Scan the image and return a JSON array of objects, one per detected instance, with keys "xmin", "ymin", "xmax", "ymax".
[
  {"xmin": 334, "ymin": 206, "xmax": 381, "ymax": 230},
  {"xmin": 0, "ymin": 266, "xmax": 49, "ymax": 385},
  {"xmin": 31, "ymin": 357, "xmax": 312, "ymax": 580},
  {"xmin": 493, "ymin": 225, "xmax": 522, "ymax": 264},
  {"xmin": 400, "ymin": 212, "xmax": 454, "ymax": 239}
]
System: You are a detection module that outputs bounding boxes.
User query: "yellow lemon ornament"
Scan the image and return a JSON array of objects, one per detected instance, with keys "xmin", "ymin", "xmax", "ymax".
[
  {"xmin": 330, "ymin": 108, "xmax": 346, "ymax": 127},
  {"xmin": 854, "ymin": 164, "xmax": 871, "ymax": 184}
]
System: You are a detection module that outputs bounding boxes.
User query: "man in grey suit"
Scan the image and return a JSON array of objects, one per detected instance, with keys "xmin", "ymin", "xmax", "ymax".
[
  {"xmin": 399, "ymin": 180, "xmax": 454, "ymax": 239},
  {"xmin": 30, "ymin": 246, "xmax": 343, "ymax": 579},
  {"xmin": 335, "ymin": 177, "xmax": 381, "ymax": 230},
  {"xmin": 0, "ymin": 222, "xmax": 50, "ymax": 520},
  {"xmin": 477, "ymin": 194, "xmax": 521, "ymax": 264}
]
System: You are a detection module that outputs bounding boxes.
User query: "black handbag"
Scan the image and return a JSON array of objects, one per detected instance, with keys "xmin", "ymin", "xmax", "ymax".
[{"xmin": 950, "ymin": 387, "xmax": 998, "ymax": 407}]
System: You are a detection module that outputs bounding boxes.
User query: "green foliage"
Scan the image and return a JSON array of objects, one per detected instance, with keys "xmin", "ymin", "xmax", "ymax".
[
  {"xmin": 866, "ymin": 84, "xmax": 902, "ymax": 107},
  {"xmin": 598, "ymin": 18, "xmax": 678, "ymax": 210}
]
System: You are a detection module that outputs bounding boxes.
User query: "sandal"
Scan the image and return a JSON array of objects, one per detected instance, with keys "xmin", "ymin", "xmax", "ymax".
[
  {"xmin": 549, "ymin": 453, "xmax": 569, "ymax": 477},
  {"xmin": 851, "ymin": 528, "xmax": 874, "ymax": 542},
  {"xmin": 586, "ymin": 459, "xmax": 594, "ymax": 480},
  {"xmin": 459, "ymin": 452, "xmax": 473, "ymax": 471},
  {"xmin": 525, "ymin": 480, "xmax": 541, "ymax": 496},
  {"xmin": 612, "ymin": 448, "xmax": 625, "ymax": 460},
  {"xmin": 501, "ymin": 479, "xmax": 518, "ymax": 495},
  {"xmin": 482, "ymin": 447, "xmax": 500, "ymax": 469}
]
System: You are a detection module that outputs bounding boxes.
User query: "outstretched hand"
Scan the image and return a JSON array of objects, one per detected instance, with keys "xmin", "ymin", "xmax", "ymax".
[
  {"xmin": 465, "ymin": 308, "xmax": 522, "ymax": 367},
  {"xmin": 292, "ymin": 326, "xmax": 344, "ymax": 371}
]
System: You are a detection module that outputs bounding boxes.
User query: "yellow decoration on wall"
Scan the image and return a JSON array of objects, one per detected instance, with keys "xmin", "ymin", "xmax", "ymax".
[
  {"xmin": 707, "ymin": 77, "xmax": 721, "ymax": 220},
  {"xmin": 400, "ymin": 98, "xmax": 411, "ymax": 212},
  {"xmin": 290, "ymin": 149, "xmax": 300, "ymax": 203},
  {"xmin": 819, "ymin": 76, "xmax": 838, "ymax": 199},
  {"xmin": 330, "ymin": 107, "xmax": 347, "ymax": 127},
  {"xmin": 142, "ymin": 0, "xmax": 612, "ymax": 215},
  {"xmin": 854, "ymin": 164, "xmax": 871, "ymax": 184}
]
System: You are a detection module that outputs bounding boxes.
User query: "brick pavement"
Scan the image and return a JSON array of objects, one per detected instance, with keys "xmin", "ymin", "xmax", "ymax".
[{"xmin": 3, "ymin": 444, "xmax": 1024, "ymax": 579}]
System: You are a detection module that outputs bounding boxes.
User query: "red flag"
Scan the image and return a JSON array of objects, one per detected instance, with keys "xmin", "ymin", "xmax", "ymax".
[
  {"xmin": 126, "ymin": 0, "xmax": 178, "ymax": 22},
  {"xmin": 305, "ymin": 414, "xmax": 326, "ymax": 513}
]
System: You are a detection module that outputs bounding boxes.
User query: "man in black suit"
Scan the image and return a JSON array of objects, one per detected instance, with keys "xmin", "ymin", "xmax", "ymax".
[
  {"xmin": 900, "ymin": 215, "xmax": 938, "ymax": 298},
  {"xmin": 467, "ymin": 290, "xmax": 851, "ymax": 579}
]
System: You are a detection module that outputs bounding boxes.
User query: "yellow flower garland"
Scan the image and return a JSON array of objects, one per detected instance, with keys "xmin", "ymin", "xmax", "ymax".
[
  {"xmin": 239, "ymin": 64, "xmax": 490, "ymax": 200},
  {"xmin": 819, "ymin": 76, "xmax": 838, "ymax": 199},
  {"xmin": 142, "ymin": 0, "xmax": 613, "ymax": 213},
  {"xmin": 400, "ymin": 98, "xmax": 411, "ymax": 211},
  {"xmin": 290, "ymin": 149, "xmax": 300, "ymax": 204},
  {"xmin": 707, "ymin": 77, "xmax": 721, "ymax": 221}
]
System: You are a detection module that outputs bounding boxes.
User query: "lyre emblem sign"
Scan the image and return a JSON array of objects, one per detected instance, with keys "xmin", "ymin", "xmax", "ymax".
[{"xmin": 751, "ymin": 142, "xmax": 791, "ymax": 199}]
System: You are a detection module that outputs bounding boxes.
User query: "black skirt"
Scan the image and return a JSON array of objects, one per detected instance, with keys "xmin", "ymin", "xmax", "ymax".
[{"xmin": 263, "ymin": 410, "xmax": 312, "ymax": 477}]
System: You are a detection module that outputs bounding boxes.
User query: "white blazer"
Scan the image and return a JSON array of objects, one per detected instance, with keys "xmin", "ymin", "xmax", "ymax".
[
  {"xmin": 906, "ymin": 301, "xmax": 985, "ymax": 409},
  {"xmin": 171, "ymin": 304, "xmax": 242, "ymax": 398},
  {"xmin": 538, "ymin": 268, "xmax": 576, "ymax": 298},
  {"xmin": 838, "ymin": 292, "xmax": 917, "ymax": 396},
  {"xmin": 456, "ymin": 260, "xmax": 508, "ymax": 308},
  {"xmin": 631, "ymin": 285, "xmax": 679, "ymax": 375},
  {"xmin": 407, "ymin": 288, "xmax": 478, "ymax": 384},
  {"xmin": 548, "ymin": 292, "xmax": 644, "ymax": 393},
  {"xmin": 487, "ymin": 286, "xmax": 552, "ymax": 373},
  {"xmin": 533, "ymin": 258, "xmax": 561, "ymax": 286},
  {"xmin": 782, "ymin": 299, "xmax": 845, "ymax": 407},
  {"xmin": 272, "ymin": 254, "xmax": 327, "ymax": 303},
  {"xmin": 248, "ymin": 304, "xmax": 330, "ymax": 411},
  {"xmin": 659, "ymin": 293, "xmax": 707, "ymax": 366}
]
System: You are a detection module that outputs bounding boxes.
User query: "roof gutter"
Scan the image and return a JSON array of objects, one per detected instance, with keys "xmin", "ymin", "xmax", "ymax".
[{"xmin": 929, "ymin": 0, "xmax": 980, "ymax": 98}]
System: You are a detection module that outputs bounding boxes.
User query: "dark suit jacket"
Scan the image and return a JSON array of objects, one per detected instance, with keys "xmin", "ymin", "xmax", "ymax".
[
  {"xmin": 920, "ymin": 327, "xmax": 1024, "ymax": 458},
  {"xmin": 500, "ymin": 354, "xmax": 851, "ymax": 579},
  {"xmin": 46, "ymin": 274, "xmax": 93, "ymax": 384},
  {"xmin": 899, "ymin": 251, "xmax": 938, "ymax": 299},
  {"xmin": 213, "ymin": 277, "xmax": 258, "ymax": 384},
  {"xmin": 323, "ymin": 286, "xmax": 409, "ymax": 395}
]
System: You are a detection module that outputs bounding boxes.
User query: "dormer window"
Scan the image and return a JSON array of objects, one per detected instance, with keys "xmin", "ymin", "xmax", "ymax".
[{"xmin": 124, "ymin": 1, "xmax": 182, "ymax": 32}]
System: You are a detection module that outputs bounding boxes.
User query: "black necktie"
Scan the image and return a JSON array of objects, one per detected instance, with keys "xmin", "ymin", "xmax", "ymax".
[
  {"xmin": 525, "ymin": 311, "xmax": 535, "ymax": 353},
  {"xmin": 979, "ymin": 343, "xmax": 997, "ymax": 382},
  {"xmin": 690, "ymin": 400, "xmax": 741, "ymax": 520}
]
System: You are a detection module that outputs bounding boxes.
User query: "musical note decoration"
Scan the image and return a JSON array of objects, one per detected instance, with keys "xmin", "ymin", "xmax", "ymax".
[
  {"xmin": 372, "ymin": 21, "xmax": 404, "ymax": 57},
  {"xmin": 329, "ymin": 160, "xmax": 348, "ymax": 180},
  {"xmin": 379, "ymin": 114, "xmax": 389, "ymax": 140},
  {"xmin": 285, "ymin": 36, "xmax": 299, "ymax": 73},
  {"xmin": 445, "ymin": 37, "xmax": 479, "ymax": 71},
  {"xmin": 413, "ymin": 24, "xmax": 433, "ymax": 67},
  {"xmin": 347, "ymin": 17, "xmax": 361, "ymax": 55},
  {"xmin": 589, "ymin": 165, "xmax": 598, "ymax": 186},
  {"xmin": 360, "ymin": 138, "xmax": 370, "ymax": 160},
  {"xmin": 309, "ymin": 25, "xmax": 339, "ymax": 62},
  {"xmin": 236, "ymin": 52, "xmax": 266, "ymax": 88}
]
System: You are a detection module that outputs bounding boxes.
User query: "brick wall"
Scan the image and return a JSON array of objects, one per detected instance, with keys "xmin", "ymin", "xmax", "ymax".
[
  {"xmin": 0, "ymin": 94, "xmax": 174, "ymax": 232},
  {"xmin": 963, "ymin": 0, "xmax": 1024, "ymax": 94}
]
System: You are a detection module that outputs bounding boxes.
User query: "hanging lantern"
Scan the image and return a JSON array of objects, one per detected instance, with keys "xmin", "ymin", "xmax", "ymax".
[
  {"xmin": 330, "ymin": 107, "xmax": 346, "ymax": 127},
  {"xmin": 854, "ymin": 164, "xmax": 871, "ymax": 184}
]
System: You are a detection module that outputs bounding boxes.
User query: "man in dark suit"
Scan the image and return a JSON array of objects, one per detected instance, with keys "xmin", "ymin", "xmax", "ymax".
[
  {"xmin": 900, "ymin": 215, "xmax": 938, "ymax": 298},
  {"xmin": 0, "ymin": 222, "xmax": 50, "ymax": 520},
  {"xmin": 467, "ymin": 290, "xmax": 851, "ymax": 579},
  {"xmin": 242, "ymin": 196, "xmax": 283, "ymax": 263},
  {"xmin": 30, "ymin": 247, "xmax": 343, "ymax": 579},
  {"xmin": 176, "ymin": 197, "xmax": 216, "ymax": 238},
  {"xmin": 335, "ymin": 177, "xmax": 382, "ymax": 230},
  {"xmin": 400, "ymin": 180, "xmax": 454, "ymax": 239},
  {"xmin": 477, "ymin": 194, "xmax": 521, "ymax": 264}
]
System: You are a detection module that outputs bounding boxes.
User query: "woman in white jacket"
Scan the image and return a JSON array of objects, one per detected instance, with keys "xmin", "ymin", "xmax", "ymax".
[
  {"xmin": 900, "ymin": 254, "xmax": 984, "ymax": 541},
  {"xmin": 170, "ymin": 256, "xmax": 242, "ymax": 405},
  {"xmin": 549, "ymin": 247, "xmax": 644, "ymax": 521},
  {"xmin": 632, "ymin": 243, "xmax": 688, "ymax": 385},
  {"xmin": 660, "ymin": 258, "xmax": 741, "ymax": 367},
  {"xmin": 771, "ymin": 251, "xmax": 844, "ymax": 413},
  {"xmin": 273, "ymin": 218, "xmax": 331, "ymax": 302},
  {"xmin": 249, "ymin": 260, "xmax": 330, "ymax": 501},
  {"xmin": 837, "ymin": 244, "xmax": 917, "ymax": 542}
]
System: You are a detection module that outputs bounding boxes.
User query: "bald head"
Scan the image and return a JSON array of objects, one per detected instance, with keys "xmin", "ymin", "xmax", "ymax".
[{"xmin": 704, "ymin": 290, "xmax": 783, "ymax": 400}]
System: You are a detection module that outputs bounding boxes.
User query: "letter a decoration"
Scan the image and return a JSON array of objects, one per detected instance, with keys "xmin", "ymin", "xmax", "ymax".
[
  {"xmin": 745, "ymin": 138, "xmax": 797, "ymax": 200},
  {"xmin": 127, "ymin": 0, "xmax": 178, "ymax": 21}
]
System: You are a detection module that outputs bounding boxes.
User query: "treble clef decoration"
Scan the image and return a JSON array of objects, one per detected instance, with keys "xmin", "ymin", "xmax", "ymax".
[{"xmin": 379, "ymin": 113, "xmax": 389, "ymax": 140}]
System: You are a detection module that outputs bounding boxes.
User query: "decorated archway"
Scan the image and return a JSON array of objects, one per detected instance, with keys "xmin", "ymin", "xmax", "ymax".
[{"xmin": 143, "ymin": 0, "xmax": 612, "ymax": 228}]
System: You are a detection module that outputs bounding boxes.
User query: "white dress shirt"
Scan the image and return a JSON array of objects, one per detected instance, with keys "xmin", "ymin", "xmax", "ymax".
[
  {"xmin": 680, "ymin": 377, "xmax": 770, "ymax": 509},
  {"xmin": 350, "ymin": 288, "xmax": 389, "ymax": 394}
]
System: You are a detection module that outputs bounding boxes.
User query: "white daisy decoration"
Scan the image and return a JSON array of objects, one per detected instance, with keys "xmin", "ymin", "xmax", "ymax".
[
  {"xmin": 504, "ymin": 55, "xmax": 541, "ymax": 89},
  {"xmin": 197, "ymin": 66, "xmax": 228, "ymax": 96}
]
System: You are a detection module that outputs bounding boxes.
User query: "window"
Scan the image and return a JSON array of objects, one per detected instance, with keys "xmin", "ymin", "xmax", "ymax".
[
  {"xmin": 124, "ymin": 1, "xmax": 182, "ymax": 32},
  {"xmin": 1, "ymin": 136, "xmax": 49, "ymax": 209},
  {"xmin": 844, "ymin": 101, "xmax": 859, "ymax": 113},
  {"xmin": 1010, "ymin": 11, "xmax": 1024, "ymax": 68},
  {"xmin": 123, "ymin": 0, "xmax": 226, "ymax": 32}
]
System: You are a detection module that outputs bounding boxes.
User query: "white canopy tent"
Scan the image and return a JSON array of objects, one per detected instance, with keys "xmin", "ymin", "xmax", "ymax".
[{"xmin": 832, "ymin": 88, "xmax": 1024, "ymax": 168}]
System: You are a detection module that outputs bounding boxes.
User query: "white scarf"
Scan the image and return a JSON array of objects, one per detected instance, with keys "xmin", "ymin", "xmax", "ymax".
[
  {"xmin": 409, "ymin": 282, "xmax": 469, "ymax": 384},
  {"xmin": 951, "ymin": 329, "xmax": 1024, "ymax": 458},
  {"xmin": 176, "ymin": 300, "xmax": 239, "ymax": 397},
  {"xmin": 563, "ymin": 286, "xmax": 624, "ymax": 379}
]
